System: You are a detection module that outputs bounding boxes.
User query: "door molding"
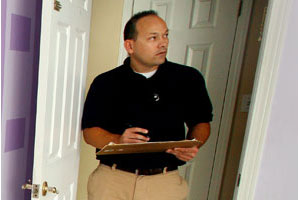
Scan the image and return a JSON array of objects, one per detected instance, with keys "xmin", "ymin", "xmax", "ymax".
[
  {"xmin": 118, "ymin": 0, "xmax": 254, "ymax": 199},
  {"xmin": 118, "ymin": 0, "xmax": 134, "ymax": 65},
  {"xmin": 208, "ymin": 0, "xmax": 254, "ymax": 198},
  {"xmin": 233, "ymin": 0, "xmax": 294, "ymax": 199}
]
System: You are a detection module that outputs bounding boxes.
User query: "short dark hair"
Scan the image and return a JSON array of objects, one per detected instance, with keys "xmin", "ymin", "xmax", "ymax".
[{"xmin": 123, "ymin": 10, "xmax": 158, "ymax": 41}]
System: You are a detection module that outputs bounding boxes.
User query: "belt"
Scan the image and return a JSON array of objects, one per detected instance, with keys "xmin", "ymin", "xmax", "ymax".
[{"xmin": 104, "ymin": 163, "xmax": 177, "ymax": 175}]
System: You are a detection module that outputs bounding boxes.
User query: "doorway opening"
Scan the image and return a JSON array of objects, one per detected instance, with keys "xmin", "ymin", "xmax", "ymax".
[
  {"xmin": 0, "ymin": 0, "xmax": 269, "ymax": 199},
  {"xmin": 76, "ymin": 0, "xmax": 269, "ymax": 199},
  {"xmin": 219, "ymin": 0, "xmax": 269, "ymax": 199}
]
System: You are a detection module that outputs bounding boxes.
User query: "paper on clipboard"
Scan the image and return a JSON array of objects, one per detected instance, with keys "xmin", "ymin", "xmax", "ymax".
[{"xmin": 97, "ymin": 139, "xmax": 201, "ymax": 155}]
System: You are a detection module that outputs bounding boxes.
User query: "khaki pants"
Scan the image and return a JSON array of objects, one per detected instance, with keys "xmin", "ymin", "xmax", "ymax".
[{"xmin": 87, "ymin": 164, "xmax": 189, "ymax": 200}]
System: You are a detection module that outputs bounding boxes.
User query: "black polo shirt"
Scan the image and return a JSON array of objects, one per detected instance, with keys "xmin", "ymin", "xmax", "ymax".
[{"xmin": 82, "ymin": 57, "xmax": 213, "ymax": 169}]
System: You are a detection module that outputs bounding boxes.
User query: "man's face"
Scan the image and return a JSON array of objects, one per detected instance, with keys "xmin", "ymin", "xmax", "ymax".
[{"xmin": 127, "ymin": 15, "xmax": 169, "ymax": 71}]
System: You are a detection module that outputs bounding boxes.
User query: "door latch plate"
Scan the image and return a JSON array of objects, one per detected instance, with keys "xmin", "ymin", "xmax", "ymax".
[{"xmin": 32, "ymin": 184, "xmax": 40, "ymax": 198}]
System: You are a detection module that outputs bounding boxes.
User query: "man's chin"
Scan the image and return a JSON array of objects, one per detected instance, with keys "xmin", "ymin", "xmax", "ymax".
[{"xmin": 155, "ymin": 57, "xmax": 166, "ymax": 65}]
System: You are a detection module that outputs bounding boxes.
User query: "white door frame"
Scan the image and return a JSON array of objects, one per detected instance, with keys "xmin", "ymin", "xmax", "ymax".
[
  {"xmin": 118, "ymin": 0, "xmax": 254, "ymax": 199},
  {"xmin": 233, "ymin": 0, "xmax": 294, "ymax": 199},
  {"xmin": 118, "ymin": 0, "xmax": 134, "ymax": 65}
]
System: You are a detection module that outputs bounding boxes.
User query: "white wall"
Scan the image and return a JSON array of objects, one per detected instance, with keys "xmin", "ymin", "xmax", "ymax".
[{"xmin": 253, "ymin": 0, "xmax": 298, "ymax": 199}]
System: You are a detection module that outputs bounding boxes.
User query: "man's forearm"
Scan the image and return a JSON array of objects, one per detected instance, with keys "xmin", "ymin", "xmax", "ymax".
[
  {"xmin": 187, "ymin": 122, "xmax": 210, "ymax": 146},
  {"xmin": 83, "ymin": 127, "xmax": 121, "ymax": 149},
  {"xmin": 166, "ymin": 123, "xmax": 210, "ymax": 161}
]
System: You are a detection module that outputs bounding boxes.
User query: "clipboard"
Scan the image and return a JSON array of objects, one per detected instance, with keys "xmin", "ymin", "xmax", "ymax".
[{"xmin": 97, "ymin": 139, "xmax": 201, "ymax": 155}]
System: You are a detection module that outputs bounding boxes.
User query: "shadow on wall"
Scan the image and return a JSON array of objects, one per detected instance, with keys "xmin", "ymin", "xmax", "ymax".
[{"xmin": 1, "ymin": 0, "xmax": 42, "ymax": 199}]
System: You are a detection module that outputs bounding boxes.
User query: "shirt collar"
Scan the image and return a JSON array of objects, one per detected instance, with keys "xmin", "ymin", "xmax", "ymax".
[{"xmin": 123, "ymin": 57, "xmax": 167, "ymax": 80}]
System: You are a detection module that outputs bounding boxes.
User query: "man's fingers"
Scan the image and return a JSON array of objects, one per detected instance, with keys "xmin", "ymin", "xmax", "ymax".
[
  {"xmin": 166, "ymin": 146, "xmax": 199, "ymax": 162},
  {"xmin": 121, "ymin": 131, "xmax": 150, "ymax": 143},
  {"xmin": 128, "ymin": 138, "xmax": 149, "ymax": 143},
  {"xmin": 174, "ymin": 146, "xmax": 198, "ymax": 153},
  {"xmin": 120, "ymin": 127, "xmax": 150, "ymax": 144},
  {"xmin": 166, "ymin": 150, "xmax": 194, "ymax": 162},
  {"xmin": 129, "ymin": 133, "xmax": 150, "ymax": 142},
  {"xmin": 128, "ymin": 127, "xmax": 149, "ymax": 134}
]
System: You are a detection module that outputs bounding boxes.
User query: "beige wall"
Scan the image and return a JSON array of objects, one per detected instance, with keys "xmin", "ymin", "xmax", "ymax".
[
  {"xmin": 219, "ymin": 0, "xmax": 269, "ymax": 199},
  {"xmin": 76, "ymin": 1, "xmax": 124, "ymax": 200}
]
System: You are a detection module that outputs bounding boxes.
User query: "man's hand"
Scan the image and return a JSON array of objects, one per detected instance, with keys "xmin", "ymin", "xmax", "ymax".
[
  {"xmin": 166, "ymin": 146, "xmax": 199, "ymax": 162},
  {"xmin": 119, "ymin": 127, "xmax": 150, "ymax": 143},
  {"xmin": 166, "ymin": 122, "xmax": 210, "ymax": 162}
]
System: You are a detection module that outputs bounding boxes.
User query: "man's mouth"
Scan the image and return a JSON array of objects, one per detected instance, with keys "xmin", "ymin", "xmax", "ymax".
[{"xmin": 156, "ymin": 51, "xmax": 167, "ymax": 56}]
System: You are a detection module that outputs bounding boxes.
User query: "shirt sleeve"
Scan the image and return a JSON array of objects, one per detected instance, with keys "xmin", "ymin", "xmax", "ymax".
[
  {"xmin": 81, "ymin": 76, "xmax": 113, "ymax": 130},
  {"xmin": 183, "ymin": 68, "xmax": 213, "ymax": 128}
]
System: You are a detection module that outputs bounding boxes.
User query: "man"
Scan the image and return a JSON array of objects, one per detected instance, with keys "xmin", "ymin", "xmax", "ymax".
[{"xmin": 82, "ymin": 10, "xmax": 213, "ymax": 200}]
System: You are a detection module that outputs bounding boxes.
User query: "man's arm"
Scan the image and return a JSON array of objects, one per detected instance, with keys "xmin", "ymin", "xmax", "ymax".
[
  {"xmin": 83, "ymin": 127, "xmax": 150, "ymax": 149},
  {"xmin": 83, "ymin": 127, "xmax": 121, "ymax": 149},
  {"xmin": 166, "ymin": 122, "xmax": 210, "ymax": 162},
  {"xmin": 187, "ymin": 122, "xmax": 210, "ymax": 145}
]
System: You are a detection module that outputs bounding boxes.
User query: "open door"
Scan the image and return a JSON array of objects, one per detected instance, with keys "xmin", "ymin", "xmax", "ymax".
[
  {"xmin": 22, "ymin": 0, "xmax": 92, "ymax": 199},
  {"xmin": 122, "ymin": 0, "xmax": 242, "ymax": 199}
]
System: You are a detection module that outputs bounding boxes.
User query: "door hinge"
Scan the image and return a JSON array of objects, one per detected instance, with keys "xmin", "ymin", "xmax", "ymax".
[
  {"xmin": 54, "ymin": 0, "xmax": 62, "ymax": 12},
  {"xmin": 237, "ymin": 0, "xmax": 243, "ymax": 17},
  {"xmin": 237, "ymin": 173, "xmax": 241, "ymax": 187}
]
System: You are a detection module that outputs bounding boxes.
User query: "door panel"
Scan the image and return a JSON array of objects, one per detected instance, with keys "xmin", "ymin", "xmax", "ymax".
[
  {"xmin": 32, "ymin": 0, "xmax": 92, "ymax": 199},
  {"xmin": 132, "ymin": 0, "xmax": 239, "ymax": 199}
]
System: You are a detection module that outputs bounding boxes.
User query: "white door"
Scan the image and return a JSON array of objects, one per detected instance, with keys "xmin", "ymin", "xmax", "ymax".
[
  {"xmin": 129, "ymin": 0, "xmax": 240, "ymax": 199},
  {"xmin": 30, "ymin": 0, "xmax": 92, "ymax": 199}
]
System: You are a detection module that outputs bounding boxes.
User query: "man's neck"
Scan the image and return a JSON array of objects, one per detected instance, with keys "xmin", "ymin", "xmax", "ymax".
[{"xmin": 130, "ymin": 59, "xmax": 158, "ymax": 73}]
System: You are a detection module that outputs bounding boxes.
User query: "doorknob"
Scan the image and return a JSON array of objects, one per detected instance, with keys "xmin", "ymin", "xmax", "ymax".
[
  {"xmin": 42, "ymin": 181, "xmax": 59, "ymax": 196},
  {"xmin": 22, "ymin": 180, "xmax": 59, "ymax": 197}
]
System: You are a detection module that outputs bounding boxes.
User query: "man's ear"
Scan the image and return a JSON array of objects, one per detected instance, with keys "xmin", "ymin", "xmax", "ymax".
[{"xmin": 124, "ymin": 40, "xmax": 134, "ymax": 54}]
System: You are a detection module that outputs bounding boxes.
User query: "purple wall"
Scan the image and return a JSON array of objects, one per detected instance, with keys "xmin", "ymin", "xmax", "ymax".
[{"xmin": 1, "ymin": 0, "xmax": 42, "ymax": 199}]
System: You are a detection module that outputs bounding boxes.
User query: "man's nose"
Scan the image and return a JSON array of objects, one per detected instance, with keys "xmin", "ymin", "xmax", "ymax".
[{"xmin": 159, "ymin": 37, "xmax": 168, "ymax": 48}]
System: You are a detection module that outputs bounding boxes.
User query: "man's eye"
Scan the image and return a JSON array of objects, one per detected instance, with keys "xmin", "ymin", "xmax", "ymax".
[
  {"xmin": 150, "ymin": 36, "xmax": 156, "ymax": 40},
  {"xmin": 164, "ymin": 33, "xmax": 169, "ymax": 38}
]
